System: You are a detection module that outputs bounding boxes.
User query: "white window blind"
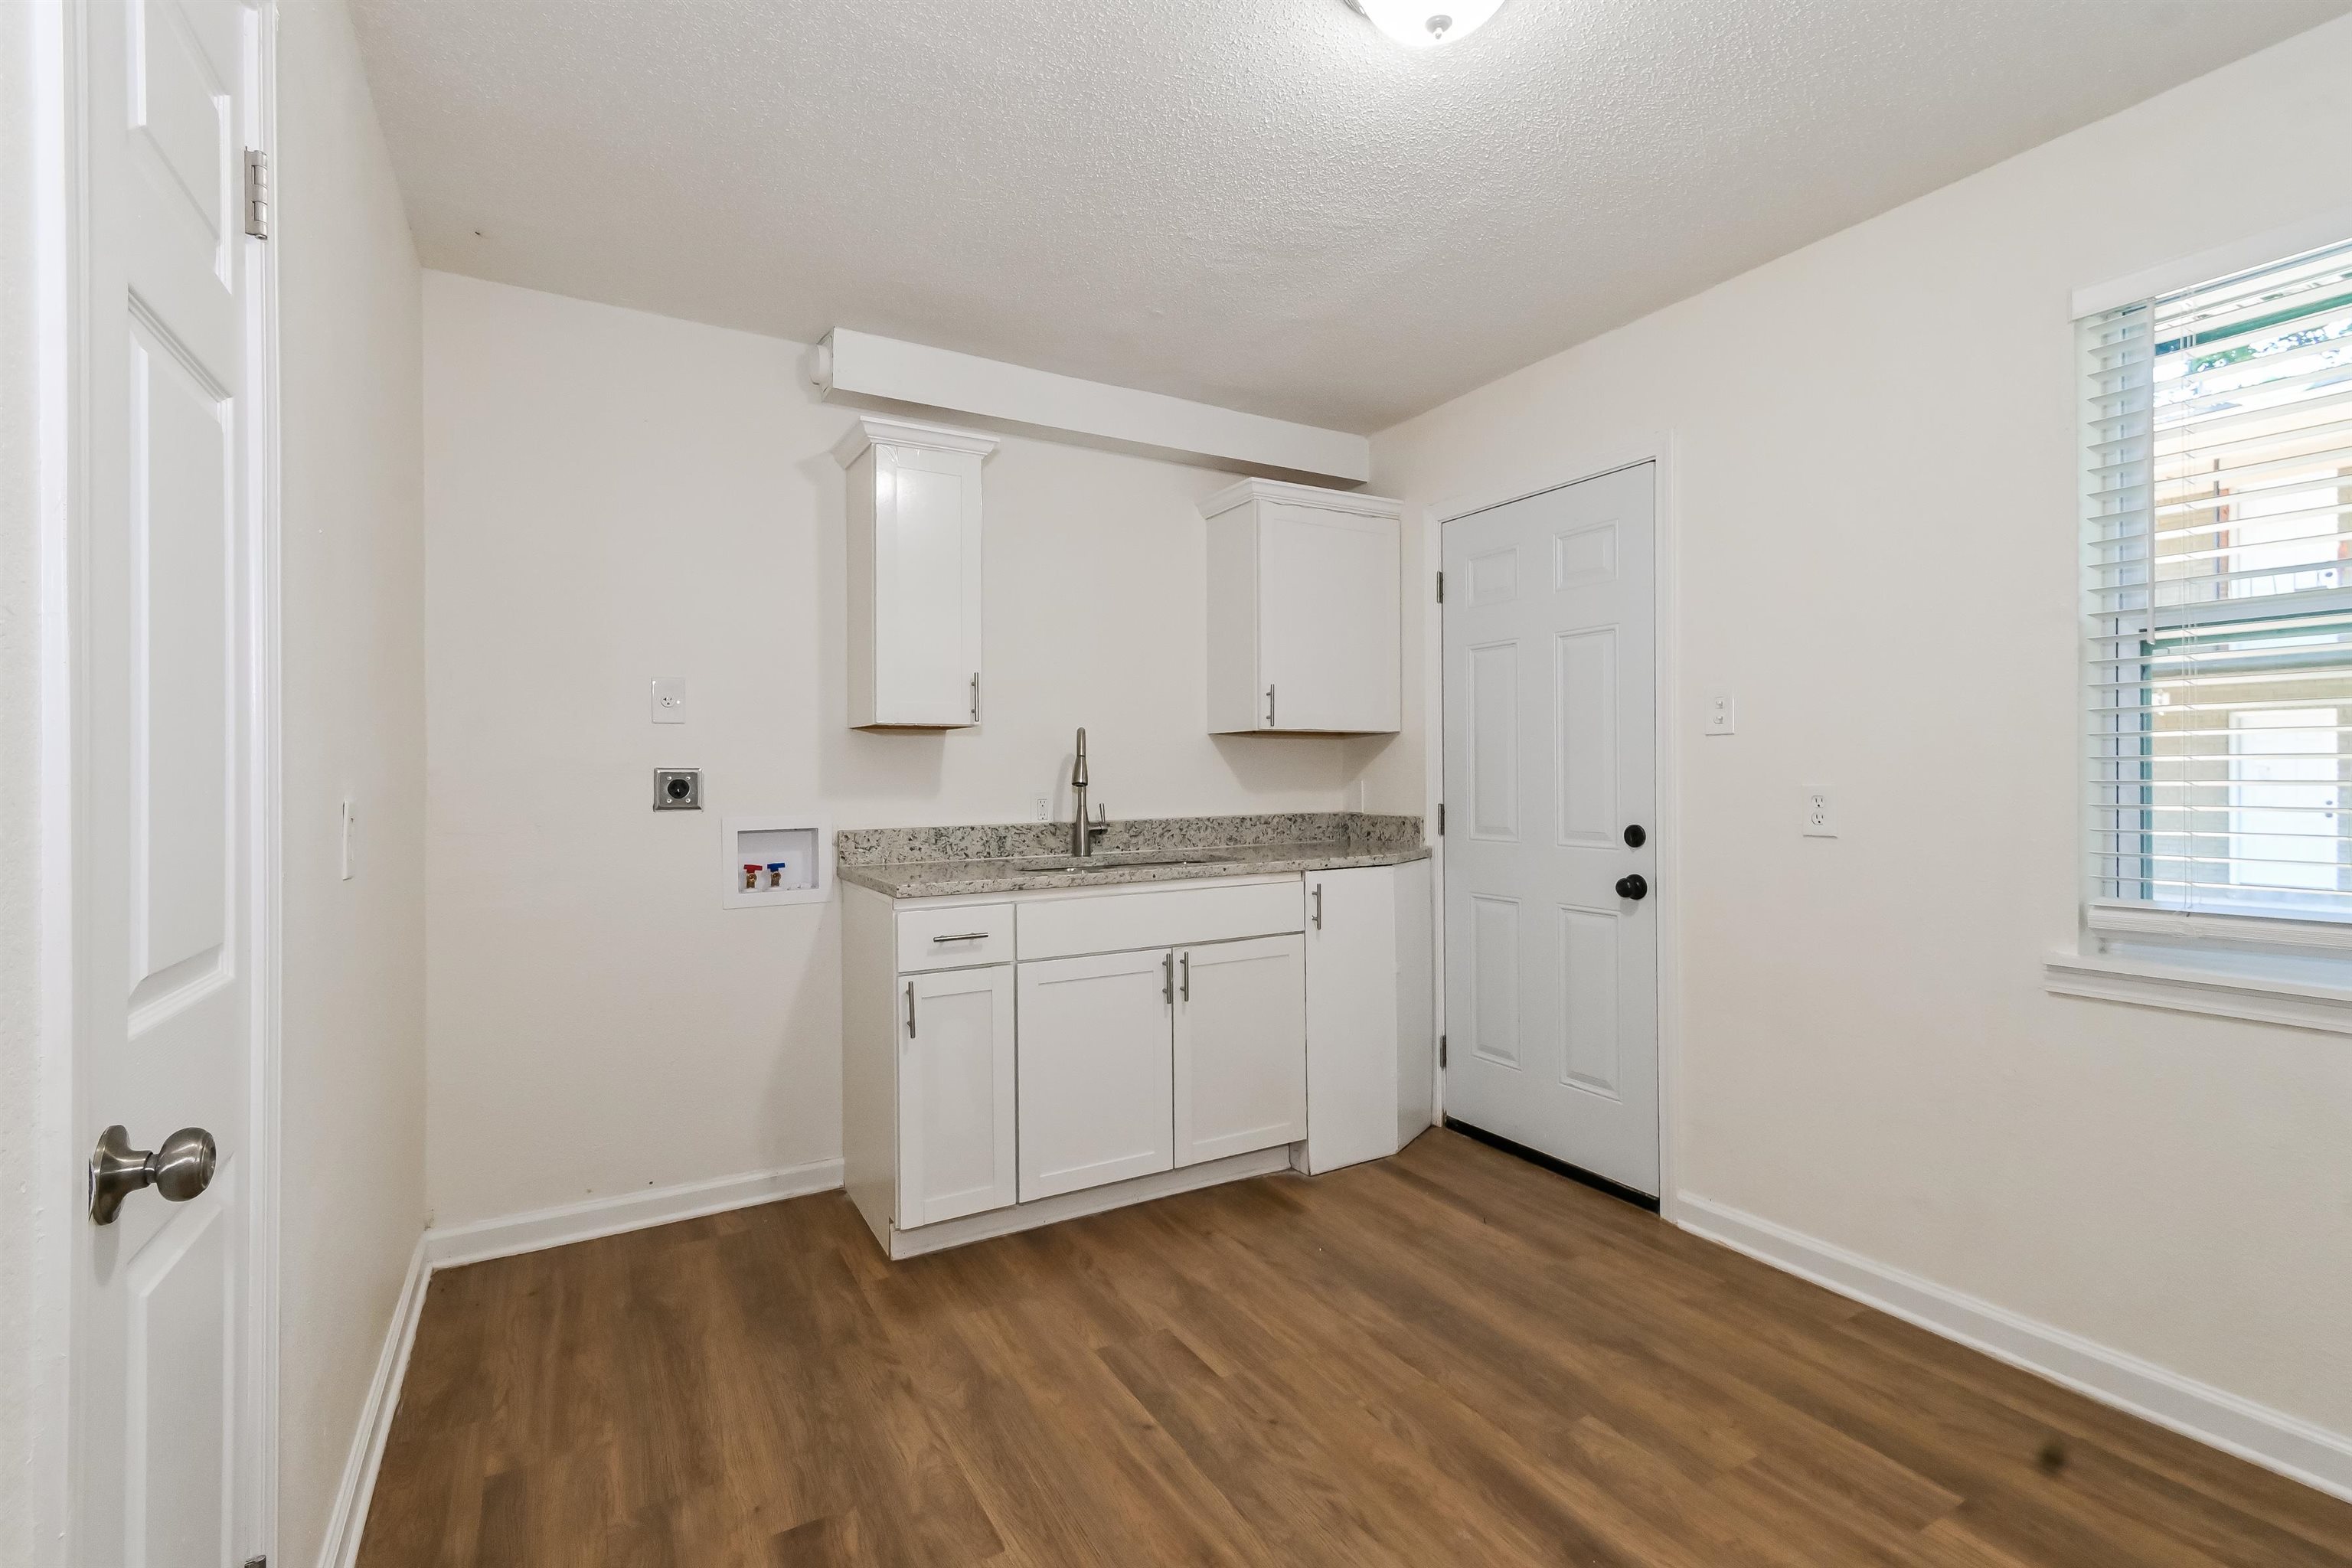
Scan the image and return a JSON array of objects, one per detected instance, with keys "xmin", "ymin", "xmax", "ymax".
[{"xmin": 2084, "ymin": 236, "xmax": 2352, "ymax": 923}]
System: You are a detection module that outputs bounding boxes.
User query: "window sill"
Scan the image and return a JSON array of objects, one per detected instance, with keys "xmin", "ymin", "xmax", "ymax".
[{"xmin": 2044, "ymin": 950, "xmax": 2352, "ymax": 1036}]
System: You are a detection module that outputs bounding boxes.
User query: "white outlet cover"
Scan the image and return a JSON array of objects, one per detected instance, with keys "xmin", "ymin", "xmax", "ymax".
[
  {"xmin": 1705, "ymin": 694, "xmax": 1737, "ymax": 735},
  {"xmin": 1033, "ymin": 793, "xmax": 1051, "ymax": 822},
  {"xmin": 1802, "ymin": 786, "xmax": 1837, "ymax": 838},
  {"xmin": 651, "ymin": 676, "xmax": 687, "ymax": 724}
]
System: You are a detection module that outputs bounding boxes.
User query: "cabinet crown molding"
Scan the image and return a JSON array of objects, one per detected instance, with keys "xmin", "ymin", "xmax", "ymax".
[
  {"xmin": 1197, "ymin": 476, "xmax": 1402, "ymax": 521},
  {"xmin": 833, "ymin": 413, "xmax": 1001, "ymax": 468}
]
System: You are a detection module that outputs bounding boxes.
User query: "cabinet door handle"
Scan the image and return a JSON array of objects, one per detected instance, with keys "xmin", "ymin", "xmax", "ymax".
[
  {"xmin": 1162, "ymin": 951, "xmax": 1174, "ymax": 1005},
  {"xmin": 1179, "ymin": 950, "xmax": 1191, "ymax": 1001},
  {"xmin": 1265, "ymin": 684, "xmax": 1276, "ymax": 727},
  {"xmin": 905, "ymin": 981, "xmax": 916, "ymax": 1041},
  {"xmin": 1312, "ymin": 884, "xmax": 1323, "ymax": 929},
  {"xmin": 970, "ymin": 671, "xmax": 980, "ymax": 724}
]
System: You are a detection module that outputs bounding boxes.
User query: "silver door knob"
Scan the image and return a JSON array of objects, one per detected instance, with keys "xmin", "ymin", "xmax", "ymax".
[{"xmin": 88, "ymin": 1124, "xmax": 216, "ymax": 1225}]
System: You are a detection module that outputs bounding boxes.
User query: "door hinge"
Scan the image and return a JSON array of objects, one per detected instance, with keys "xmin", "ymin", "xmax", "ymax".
[
  {"xmin": 1436, "ymin": 570, "xmax": 1444, "ymax": 603},
  {"xmin": 1436, "ymin": 802, "xmax": 1445, "ymax": 835},
  {"xmin": 243, "ymin": 147, "xmax": 270, "ymax": 239},
  {"xmin": 1439, "ymin": 1034, "xmax": 1447, "ymax": 1068}
]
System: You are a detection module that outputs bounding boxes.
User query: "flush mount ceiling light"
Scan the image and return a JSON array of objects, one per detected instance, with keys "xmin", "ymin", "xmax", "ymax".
[{"xmin": 1345, "ymin": 0, "xmax": 1504, "ymax": 47}]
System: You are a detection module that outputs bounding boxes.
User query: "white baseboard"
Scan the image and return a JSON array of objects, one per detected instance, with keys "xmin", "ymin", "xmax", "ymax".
[
  {"xmin": 320, "ymin": 1160, "xmax": 843, "ymax": 1567},
  {"xmin": 1677, "ymin": 1194, "xmax": 2352, "ymax": 1504},
  {"xmin": 314, "ymin": 1232, "xmax": 430, "ymax": 1568},
  {"xmin": 423, "ymin": 1158, "xmax": 844, "ymax": 1270}
]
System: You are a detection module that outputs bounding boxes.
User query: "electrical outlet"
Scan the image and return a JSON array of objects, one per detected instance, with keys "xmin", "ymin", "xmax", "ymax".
[
  {"xmin": 1706, "ymin": 694, "xmax": 1737, "ymax": 735},
  {"xmin": 1033, "ymin": 793, "xmax": 1051, "ymax": 822},
  {"xmin": 1802, "ymin": 787, "xmax": 1836, "ymax": 838},
  {"xmin": 651, "ymin": 676, "xmax": 687, "ymax": 724}
]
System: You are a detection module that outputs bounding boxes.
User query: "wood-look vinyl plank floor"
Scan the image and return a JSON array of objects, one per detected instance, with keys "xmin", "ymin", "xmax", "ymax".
[{"xmin": 357, "ymin": 1129, "xmax": 2352, "ymax": 1568}]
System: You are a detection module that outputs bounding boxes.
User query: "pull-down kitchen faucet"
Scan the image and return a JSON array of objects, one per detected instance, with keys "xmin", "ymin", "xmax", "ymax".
[{"xmin": 1070, "ymin": 727, "xmax": 1109, "ymax": 857}]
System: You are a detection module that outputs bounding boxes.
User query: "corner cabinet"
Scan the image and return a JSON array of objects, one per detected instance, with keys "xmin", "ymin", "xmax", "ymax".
[
  {"xmin": 835, "ymin": 414, "xmax": 996, "ymax": 730},
  {"xmin": 1204, "ymin": 479, "xmax": 1403, "ymax": 735}
]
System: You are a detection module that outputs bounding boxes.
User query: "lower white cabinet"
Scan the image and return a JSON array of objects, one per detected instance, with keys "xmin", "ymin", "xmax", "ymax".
[
  {"xmin": 1175, "ymin": 936, "xmax": 1306, "ymax": 1165},
  {"xmin": 1016, "ymin": 949, "xmax": 1177, "ymax": 1201},
  {"xmin": 844, "ymin": 866, "xmax": 1428, "ymax": 1259},
  {"xmin": 899, "ymin": 965, "xmax": 1017, "ymax": 1227}
]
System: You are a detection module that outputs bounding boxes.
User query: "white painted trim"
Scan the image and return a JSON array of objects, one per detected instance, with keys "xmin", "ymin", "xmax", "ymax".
[
  {"xmin": 312, "ymin": 1233, "xmax": 428, "ymax": 1568},
  {"xmin": 423, "ymin": 1158, "xmax": 845, "ymax": 1270},
  {"xmin": 1678, "ymin": 1194, "xmax": 2352, "ymax": 1504},
  {"xmin": 1424, "ymin": 432, "xmax": 1684, "ymax": 1214},
  {"xmin": 1198, "ymin": 476, "xmax": 1401, "ymax": 521},
  {"xmin": 887, "ymin": 1144, "xmax": 1294, "ymax": 1259},
  {"xmin": 2072, "ymin": 202, "xmax": 2352, "ymax": 318},
  {"xmin": 242, "ymin": 6, "xmax": 283, "ymax": 1560},
  {"xmin": 815, "ymin": 328, "xmax": 1370, "ymax": 485},
  {"xmin": 828, "ymin": 410, "xmax": 998, "ymax": 466},
  {"xmin": 2044, "ymin": 950, "xmax": 2352, "ymax": 1036}
]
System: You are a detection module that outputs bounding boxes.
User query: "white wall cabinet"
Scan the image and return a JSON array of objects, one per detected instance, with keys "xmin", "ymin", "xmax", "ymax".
[
  {"xmin": 1175, "ymin": 936, "xmax": 1307, "ymax": 1165},
  {"xmin": 1204, "ymin": 479, "xmax": 1403, "ymax": 734},
  {"xmin": 900, "ymin": 965, "xmax": 1017, "ymax": 1227},
  {"xmin": 835, "ymin": 413, "xmax": 995, "ymax": 729},
  {"xmin": 1016, "ymin": 949, "xmax": 1177, "ymax": 1200}
]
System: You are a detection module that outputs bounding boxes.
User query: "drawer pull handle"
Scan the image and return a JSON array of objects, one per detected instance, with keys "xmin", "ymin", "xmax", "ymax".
[{"xmin": 930, "ymin": 931, "xmax": 990, "ymax": 943}]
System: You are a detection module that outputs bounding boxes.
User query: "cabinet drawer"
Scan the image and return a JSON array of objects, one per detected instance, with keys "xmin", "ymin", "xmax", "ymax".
[
  {"xmin": 1018, "ymin": 878, "xmax": 1302, "ymax": 961},
  {"xmin": 897, "ymin": 901, "xmax": 1014, "ymax": 972}
]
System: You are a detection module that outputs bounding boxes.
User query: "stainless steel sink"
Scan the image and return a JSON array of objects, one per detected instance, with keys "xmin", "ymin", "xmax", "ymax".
[{"xmin": 1009, "ymin": 848, "xmax": 1252, "ymax": 873}]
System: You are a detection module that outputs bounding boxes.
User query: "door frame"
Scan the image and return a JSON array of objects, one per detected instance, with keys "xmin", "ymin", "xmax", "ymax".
[
  {"xmin": 1421, "ymin": 432, "xmax": 1683, "ymax": 1220},
  {"xmin": 2, "ymin": 3, "xmax": 285, "ymax": 1560}
]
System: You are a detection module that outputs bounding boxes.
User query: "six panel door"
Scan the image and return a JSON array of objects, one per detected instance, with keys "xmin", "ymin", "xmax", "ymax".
[
  {"xmin": 900, "ymin": 965, "xmax": 1018, "ymax": 1227},
  {"xmin": 1015, "ymin": 949, "xmax": 1176, "ymax": 1200},
  {"xmin": 1174, "ymin": 935, "xmax": 1308, "ymax": 1165}
]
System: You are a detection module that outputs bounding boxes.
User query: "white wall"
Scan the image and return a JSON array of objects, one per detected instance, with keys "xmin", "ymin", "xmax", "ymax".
[
  {"xmin": 1371, "ymin": 16, "xmax": 2352, "ymax": 1439},
  {"xmin": 421, "ymin": 271, "xmax": 1356, "ymax": 1229},
  {"xmin": 274, "ymin": 5, "xmax": 427, "ymax": 1565}
]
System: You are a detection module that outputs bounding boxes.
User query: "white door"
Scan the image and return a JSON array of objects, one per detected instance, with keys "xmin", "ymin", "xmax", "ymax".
[
  {"xmin": 1259, "ymin": 502, "xmax": 1400, "ymax": 732},
  {"xmin": 900, "ymin": 966, "xmax": 1017, "ymax": 1227},
  {"xmin": 1174, "ymin": 935, "xmax": 1306, "ymax": 1165},
  {"xmin": 1016, "ymin": 949, "xmax": 1174, "ymax": 1200},
  {"xmin": 874, "ymin": 443, "xmax": 982, "ymax": 727},
  {"xmin": 1442, "ymin": 462, "xmax": 1658, "ymax": 1195},
  {"xmin": 1303, "ymin": 868, "xmax": 1400, "ymax": 1174},
  {"xmin": 75, "ymin": 1, "xmax": 266, "ymax": 1561}
]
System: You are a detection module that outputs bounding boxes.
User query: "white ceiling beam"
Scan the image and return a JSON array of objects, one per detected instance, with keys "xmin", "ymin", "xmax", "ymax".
[{"xmin": 812, "ymin": 328, "xmax": 1370, "ymax": 487}]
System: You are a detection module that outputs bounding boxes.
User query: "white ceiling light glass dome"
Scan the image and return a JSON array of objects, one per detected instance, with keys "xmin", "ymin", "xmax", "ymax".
[{"xmin": 1347, "ymin": 0, "xmax": 1506, "ymax": 47}]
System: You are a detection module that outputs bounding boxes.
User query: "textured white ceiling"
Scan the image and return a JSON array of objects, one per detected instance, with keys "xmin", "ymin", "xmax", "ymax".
[{"xmin": 349, "ymin": 0, "xmax": 2346, "ymax": 433}]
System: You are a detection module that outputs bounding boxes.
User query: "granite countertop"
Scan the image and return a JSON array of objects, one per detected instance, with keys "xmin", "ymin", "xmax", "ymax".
[{"xmin": 838, "ymin": 812, "xmax": 1427, "ymax": 899}]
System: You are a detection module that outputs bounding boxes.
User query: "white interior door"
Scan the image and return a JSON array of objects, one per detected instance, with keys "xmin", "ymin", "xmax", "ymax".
[
  {"xmin": 1016, "ymin": 949, "xmax": 1174, "ymax": 1200},
  {"xmin": 1442, "ymin": 462, "xmax": 1658, "ymax": 1195},
  {"xmin": 74, "ymin": 1, "xmax": 266, "ymax": 1560},
  {"xmin": 1174, "ymin": 935, "xmax": 1306, "ymax": 1165},
  {"xmin": 899, "ymin": 966, "xmax": 1016, "ymax": 1227}
]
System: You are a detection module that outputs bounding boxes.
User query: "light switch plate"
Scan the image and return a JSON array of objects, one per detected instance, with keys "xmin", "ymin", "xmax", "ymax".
[
  {"xmin": 1705, "ymin": 694, "xmax": 1737, "ymax": 735},
  {"xmin": 1802, "ymin": 787, "xmax": 1837, "ymax": 838},
  {"xmin": 651, "ymin": 676, "xmax": 687, "ymax": 724}
]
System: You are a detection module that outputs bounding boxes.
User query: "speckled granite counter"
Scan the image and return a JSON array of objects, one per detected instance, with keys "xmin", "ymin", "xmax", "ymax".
[{"xmin": 838, "ymin": 812, "xmax": 1427, "ymax": 898}]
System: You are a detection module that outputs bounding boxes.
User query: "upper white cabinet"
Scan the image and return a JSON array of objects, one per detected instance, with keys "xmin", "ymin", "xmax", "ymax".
[
  {"xmin": 1203, "ymin": 479, "xmax": 1403, "ymax": 735},
  {"xmin": 835, "ymin": 414, "xmax": 996, "ymax": 729}
]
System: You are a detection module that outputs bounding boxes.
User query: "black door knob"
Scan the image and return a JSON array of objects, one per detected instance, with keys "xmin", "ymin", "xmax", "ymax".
[
  {"xmin": 1623, "ymin": 824, "xmax": 1646, "ymax": 848},
  {"xmin": 1615, "ymin": 874, "xmax": 1648, "ymax": 901}
]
